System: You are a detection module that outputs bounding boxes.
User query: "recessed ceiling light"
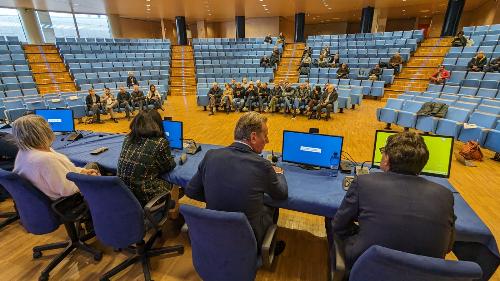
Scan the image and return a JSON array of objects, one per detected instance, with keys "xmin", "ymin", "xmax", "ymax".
[
  {"xmin": 328, "ymin": 7, "xmax": 332, "ymax": 10},
  {"xmin": 146, "ymin": 4, "xmax": 150, "ymax": 6},
  {"xmin": 402, "ymin": 9, "xmax": 406, "ymax": 12},
  {"xmin": 262, "ymin": 4, "xmax": 267, "ymax": 6}
]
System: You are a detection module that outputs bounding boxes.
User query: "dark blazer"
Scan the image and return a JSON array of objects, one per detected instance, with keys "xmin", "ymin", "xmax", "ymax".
[
  {"xmin": 85, "ymin": 94, "xmax": 101, "ymax": 110},
  {"xmin": 126, "ymin": 76, "xmax": 138, "ymax": 88},
  {"xmin": 332, "ymin": 172, "xmax": 455, "ymax": 269},
  {"xmin": 186, "ymin": 142, "xmax": 288, "ymax": 247}
]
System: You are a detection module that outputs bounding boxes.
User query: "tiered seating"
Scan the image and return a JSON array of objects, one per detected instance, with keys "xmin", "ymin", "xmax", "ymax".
[
  {"xmin": 193, "ymin": 37, "xmax": 278, "ymax": 83},
  {"xmin": 0, "ymin": 36, "xmax": 38, "ymax": 98},
  {"xmin": 302, "ymin": 30, "xmax": 425, "ymax": 92},
  {"xmin": 56, "ymin": 37, "xmax": 171, "ymax": 94},
  {"xmin": 376, "ymin": 91, "xmax": 499, "ymax": 152}
]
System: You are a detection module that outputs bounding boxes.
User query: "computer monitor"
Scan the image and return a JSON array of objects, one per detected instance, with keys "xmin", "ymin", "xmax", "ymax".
[
  {"xmin": 371, "ymin": 130, "xmax": 454, "ymax": 178},
  {"xmin": 35, "ymin": 109, "xmax": 75, "ymax": 133},
  {"xmin": 162, "ymin": 120, "xmax": 183, "ymax": 150},
  {"xmin": 282, "ymin": 130, "xmax": 344, "ymax": 169}
]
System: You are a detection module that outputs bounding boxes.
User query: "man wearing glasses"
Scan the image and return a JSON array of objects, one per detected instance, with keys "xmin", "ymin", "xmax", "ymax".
[{"xmin": 332, "ymin": 131, "xmax": 456, "ymax": 272}]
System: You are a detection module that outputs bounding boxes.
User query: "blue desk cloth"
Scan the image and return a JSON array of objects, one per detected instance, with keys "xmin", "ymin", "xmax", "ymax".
[{"xmin": 46, "ymin": 131, "xmax": 498, "ymax": 279}]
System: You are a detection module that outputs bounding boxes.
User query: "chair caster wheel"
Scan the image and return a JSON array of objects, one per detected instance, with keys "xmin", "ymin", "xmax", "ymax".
[
  {"xmin": 94, "ymin": 253, "xmax": 103, "ymax": 261},
  {"xmin": 33, "ymin": 251, "xmax": 42, "ymax": 259},
  {"xmin": 178, "ymin": 248, "xmax": 185, "ymax": 255},
  {"xmin": 39, "ymin": 274, "xmax": 49, "ymax": 281}
]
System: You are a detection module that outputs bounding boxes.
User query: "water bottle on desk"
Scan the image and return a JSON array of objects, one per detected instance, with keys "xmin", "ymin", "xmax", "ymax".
[{"xmin": 329, "ymin": 152, "xmax": 340, "ymax": 177}]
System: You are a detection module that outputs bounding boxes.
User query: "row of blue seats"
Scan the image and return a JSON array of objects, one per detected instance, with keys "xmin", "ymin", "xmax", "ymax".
[
  {"xmin": 78, "ymin": 80, "xmax": 168, "ymax": 92},
  {"xmin": 0, "ymin": 36, "xmax": 21, "ymax": 43},
  {"xmin": 59, "ymin": 45, "xmax": 170, "ymax": 53},
  {"xmin": 0, "ymin": 53, "xmax": 28, "ymax": 64},
  {"xmin": 0, "ymin": 88, "xmax": 39, "ymax": 98},
  {"xmin": 196, "ymin": 67, "xmax": 273, "ymax": 74},
  {"xmin": 68, "ymin": 65, "xmax": 170, "ymax": 75},
  {"xmin": 193, "ymin": 45, "xmax": 278, "ymax": 51},
  {"xmin": 397, "ymin": 92, "xmax": 500, "ymax": 109},
  {"xmin": 298, "ymin": 78, "xmax": 385, "ymax": 97},
  {"xmin": 0, "ymin": 64, "xmax": 31, "ymax": 72},
  {"xmin": 460, "ymin": 34, "xmax": 500, "ymax": 46},
  {"xmin": 442, "ymin": 58, "xmax": 498, "ymax": 72},
  {"xmin": 335, "ymin": 57, "xmax": 405, "ymax": 66},
  {"xmin": 0, "ymin": 82, "xmax": 36, "ymax": 92},
  {"xmin": 446, "ymin": 46, "xmax": 500, "ymax": 57},
  {"xmin": 56, "ymin": 37, "xmax": 170, "ymax": 44},
  {"xmin": 196, "ymin": 61, "xmax": 266, "ymax": 67},
  {"xmin": 309, "ymin": 40, "xmax": 417, "ymax": 51},
  {"xmin": 306, "ymin": 68, "xmax": 395, "ymax": 85},
  {"xmin": 194, "ymin": 51, "xmax": 273, "ymax": 58},
  {"xmin": 427, "ymin": 84, "xmax": 500, "ymax": 99},
  {"xmin": 75, "ymin": 73, "xmax": 170, "ymax": 86},
  {"xmin": 307, "ymin": 30, "xmax": 423, "ymax": 40},
  {"xmin": 0, "ymin": 76, "xmax": 34, "ymax": 84},
  {"xmin": 197, "ymin": 73, "xmax": 274, "ymax": 80},
  {"xmin": 377, "ymin": 98, "xmax": 499, "ymax": 152},
  {"xmin": 0, "ymin": 45, "xmax": 24, "ymax": 54},
  {"xmin": 63, "ymin": 52, "xmax": 170, "ymax": 62},
  {"xmin": 463, "ymin": 24, "xmax": 500, "ymax": 35},
  {"xmin": 439, "ymin": 71, "xmax": 500, "ymax": 89},
  {"xmin": 68, "ymin": 60, "xmax": 169, "ymax": 69},
  {"xmin": 312, "ymin": 48, "xmax": 411, "ymax": 59},
  {"xmin": 193, "ymin": 37, "xmax": 272, "ymax": 43}
]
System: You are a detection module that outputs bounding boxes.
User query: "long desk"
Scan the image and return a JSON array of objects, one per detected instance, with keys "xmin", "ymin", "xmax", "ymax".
[{"xmin": 52, "ymin": 132, "xmax": 499, "ymax": 280}]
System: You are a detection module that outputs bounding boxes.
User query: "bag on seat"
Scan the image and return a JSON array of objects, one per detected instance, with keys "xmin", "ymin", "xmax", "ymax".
[{"xmin": 459, "ymin": 141, "xmax": 483, "ymax": 161}]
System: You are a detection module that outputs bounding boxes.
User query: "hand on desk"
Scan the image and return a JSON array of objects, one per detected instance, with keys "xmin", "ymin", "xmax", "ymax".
[
  {"xmin": 81, "ymin": 168, "xmax": 101, "ymax": 176},
  {"xmin": 273, "ymin": 166, "xmax": 284, "ymax": 174}
]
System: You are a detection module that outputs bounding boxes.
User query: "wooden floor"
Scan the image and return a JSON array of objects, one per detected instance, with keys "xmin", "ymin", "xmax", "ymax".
[{"xmin": 1, "ymin": 96, "xmax": 500, "ymax": 280}]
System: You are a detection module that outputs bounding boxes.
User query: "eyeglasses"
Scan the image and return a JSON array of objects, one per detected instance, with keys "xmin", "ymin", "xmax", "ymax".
[{"xmin": 379, "ymin": 147, "xmax": 386, "ymax": 154}]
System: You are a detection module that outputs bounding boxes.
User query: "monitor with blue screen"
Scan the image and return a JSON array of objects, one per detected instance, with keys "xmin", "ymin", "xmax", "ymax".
[
  {"xmin": 371, "ymin": 130, "xmax": 454, "ymax": 178},
  {"xmin": 282, "ymin": 130, "xmax": 344, "ymax": 168},
  {"xmin": 162, "ymin": 120, "xmax": 183, "ymax": 150},
  {"xmin": 35, "ymin": 109, "xmax": 75, "ymax": 133}
]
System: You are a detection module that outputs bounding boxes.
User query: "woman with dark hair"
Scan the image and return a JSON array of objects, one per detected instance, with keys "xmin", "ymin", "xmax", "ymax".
[
  {"xmin": 117, "ymin": 109, "xmax": 176, "ymax": 206},
  {"xmin": 147, "ymin": 84, "xmax": 163, "ymax": 110}
]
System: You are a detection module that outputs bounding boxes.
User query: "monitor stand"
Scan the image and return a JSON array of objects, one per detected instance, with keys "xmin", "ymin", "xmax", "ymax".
[{"xmin": 66, "ymin": 131, "xmax": 83, "ymax": 142}]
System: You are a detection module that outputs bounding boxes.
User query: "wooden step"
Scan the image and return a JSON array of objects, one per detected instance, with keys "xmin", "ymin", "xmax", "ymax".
[
  {"xmin": 38, "ymin": 83, "xmax": 77, "ymax": 95},
  {"xmin": 172, "ymin": 60, "xmax": 194, "ymax": 67},
  {"xmin": 26, "ymin": 53, "xmax": 62, "ymax": 63}
]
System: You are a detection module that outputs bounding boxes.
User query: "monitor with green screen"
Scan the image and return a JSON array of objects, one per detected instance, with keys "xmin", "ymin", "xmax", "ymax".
[{"xmin": 371, "ymin": 130, "xmax": 454, "ymax": 178}]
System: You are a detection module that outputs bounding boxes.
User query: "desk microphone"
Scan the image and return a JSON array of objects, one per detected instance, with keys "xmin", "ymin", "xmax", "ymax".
[
  {"xmin": 178, "ymin": 153, "xmax": 188, "ymax": 165},
  {"xmin": 271, "ymin": 150, "xmax": 279, "ymax": 164}
]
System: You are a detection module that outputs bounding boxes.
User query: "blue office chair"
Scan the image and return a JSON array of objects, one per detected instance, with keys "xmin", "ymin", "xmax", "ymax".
[
  {"xmin": 349, "ymin": 245, "xmax": 482, "ymax": 281},
  {"xmin": 0, "ymin": 169, "xmax": 102, "ymax": 281},
  {"xmin": 180, "ymin": 204, "xmax": 278, "ymax": 281},
  {"xmin": 67, "ymin": 173, "xmax": 184, "ymax": 281},
  {"xmin": 0, "ymin": 185, "xmax": 18, "ymax": 229}
]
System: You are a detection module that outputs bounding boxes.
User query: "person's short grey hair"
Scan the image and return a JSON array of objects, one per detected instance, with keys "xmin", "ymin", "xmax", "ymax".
[
  {"xmin": 234, "ymin": 112, "xmax": 268, "ymax": 141},
  {"xmin": 12, "ymin": 115, "xmax": 55, "ymax": 150}
]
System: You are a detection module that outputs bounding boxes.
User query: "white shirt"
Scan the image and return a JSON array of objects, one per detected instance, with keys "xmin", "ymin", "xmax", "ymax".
[{"xmin": 13, "ymin": 149, "xmax": 83, "ymax": 200}]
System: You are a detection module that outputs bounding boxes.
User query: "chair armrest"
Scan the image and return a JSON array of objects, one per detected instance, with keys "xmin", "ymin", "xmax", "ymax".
[
  {"xmin": 261, "ymin": 224, "xmax": 277, "ymax": 269},
  {"xmin": 51, "ymin": 193, "xmax": 88, "ymax": 223},
  {"xmin": 332, "ymin": 234, "xmax": 346, "ymax": 281},
  {"xmin": 144, "ymin": 191, "xmax": 172, "ymax": 230}
]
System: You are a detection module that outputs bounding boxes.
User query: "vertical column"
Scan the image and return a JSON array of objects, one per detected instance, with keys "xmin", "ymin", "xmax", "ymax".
[
  {"xmin": 441, "ymin": 0, "xmax": 465, "ymax": 37},
  {"xmin": 197, "ymin": 20, "xmax": 207, "ymax": 38},
  {"xmin": 294, "ymin": 13, "xmax": 305, "ymax": 43},
  {"xmin": 108, "ymin": 14, "xmax": 122, "ymax": 38},
  {"xmin": 161, "ymin": 19, "xmax": 166, "ymax": 40},
  {"xmin": 360, "ymin": 6, "xmax": 374, "ymax": 33},
  {"xmin": 371, "ymin": 8, "xmax": 387, "ymax": 33},
  {"xmin": 176, "ymin": 16, "xmax": 188, "ymax": 45},
  {"xmin": 17, "ymin": 8, "xmax": 44, "ymax": 44},
  {"xmin": 235, "ymin": 16, "xmax": 245, "ymax": 39}
]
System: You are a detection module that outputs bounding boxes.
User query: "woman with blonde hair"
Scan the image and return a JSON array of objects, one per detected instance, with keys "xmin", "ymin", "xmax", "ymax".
[{"xmin": 220, "ymin": 83, "xmax": 234, "ymax": 114}]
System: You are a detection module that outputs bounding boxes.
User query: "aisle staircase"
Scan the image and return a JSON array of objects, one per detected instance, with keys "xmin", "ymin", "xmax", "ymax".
[
  {"xmin": 273, "ymin": 43, "xmax": 305, "ymax": 83},
  {"xmin": 384, "ymin": 37, "xmax": 452, "ymax": 100},
  {"xmin": 24, "ymin": 44, "xmax": 76, "ymax": 95},
  {"xmin": 170, "ymin": 45, "xmax": 196, "ymax": 96}
]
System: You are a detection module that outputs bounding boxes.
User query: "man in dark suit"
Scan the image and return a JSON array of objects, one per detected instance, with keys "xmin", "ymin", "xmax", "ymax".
[
  {"xmin": 332, "ymin": 131, "xmax": 455, "ymax": 270},
  {"xmin": 186, "ymin": 112, "xmax": 288, "ymax": 252},
  {"xmin": 318, "ymin": 84, "xmax": 337, "ymax": 120},
  {"xmin": 126, "ymin": 71, "xmax": 138, "ymax": 88},
  {"xmin": 85, "ymin": 88, "xmax": 103, "ymax": 123}
]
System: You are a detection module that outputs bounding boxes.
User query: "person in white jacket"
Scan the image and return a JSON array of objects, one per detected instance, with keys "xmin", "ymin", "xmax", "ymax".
[{"xmin": 147, "ymin": 84, "xmax": 163, "ymax": 110}]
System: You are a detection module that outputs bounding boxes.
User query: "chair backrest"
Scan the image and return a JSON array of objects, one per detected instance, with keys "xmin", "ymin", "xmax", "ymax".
[
  {"xmin": 180, "ymin": 204, "xmax": 258, "ymax": 281},
  {"xmin": 0, "ymin": 169, "xmax": 60, "ymax": 234},
  {"xmin": 66, "ymin": 173, "xmax": 145, "ymax": 249},
  {"xmin": 349, "ymin": 245, "xmax": 482, "ymax": 281}
]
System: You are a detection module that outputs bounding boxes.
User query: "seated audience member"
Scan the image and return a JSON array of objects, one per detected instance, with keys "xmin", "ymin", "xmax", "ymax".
[
  {"xmin": 117, "ymin": 110, "xmax": 176, "ymax": 206},
  {"xmin": 368, "ymin": 64, "xmax": 383, "ymax": 81},
  {"xmin": 332, "ymin": 131, "xmax": 455, "ymax": 270},
  {"xmin": 12, "ymin": 115, "xmax": 100, "ymax": 201},
  {"xmin": 269, "ymin": 81, "xmax": 284, "ymax": 113},
  {"xmin": 270, "ymin": 47, "xmax": 281, "ymax": 68},
  {"xmin": 208, "ymin": 82, "xmax": 223, "ymax": 116},
  {"xmin": 485, "ymin": 56, "xmax": 500, "ymax": 72},
  {"xmin": 468, "ymin": 51, "xmax": 488, "ymax": 72},
  {"xmin": 260, "ymin": 56, "xmax": 271, "ymax": 68},
  {"xmin": 301, "ymin": 55, "xmax": 312, "ymax": 67},
  {"xmin": 230, "ymin": 79, "xmax": 237, "ymax": 90},
  {"xmin": 283, "ymin": 83, "xmax": 298, "ymax": 117},
  {"xmin": 319, "ymin": 54, "xmax": 330, "ymax": 68},
  {"xmin": 186, "ymin": 112, "xmax": 288, "ymax": 253},
  {"xmin": 85, "ymin": 88, "xmax": 103, "ymax": 124},
  {"xmin": 220, "ymin": 83, "xmax": 234, "ymax": 114},
  {"xmin": 126, "ymin": 71, "xmax": 138, "ymax": 88},
  {"xmin": 389, "ymin": 52, "xmax": 403, "ymax": 74},
  {"xmin": 277, "ymin": 32, "xmax": 285, "ymax": 44},
  {"xmin": 451, "ymin": 31, "xmax": 468, "ymax": 47},
  {"xmin": 0, "ymin": 132, "xmax": 18, "ymax": 171},
  {"xmin": 131, "ymin": 84, "xmax": 147, "ymax": 111},
  {"xmin": 242, "ymin": 77, "xmax": 249, "ymax": 89},
  {"xmin": 233, "ymin": 82, "xmax": 246, "ymax": 112},
  {"xmin": 429, "ymin": 65, "xmax": 450, "ymax": 85},
  {"xmin": 296, "ymin": 82, "xmax": 311, "ymax": 114},
  {"xmin": 258, "ymin": 82, "xmax": 271, "ymax": 113},
  {"xmin": 317, "ymin": 84, "xmax": 337, "ymax": 120},
  {"xmin": 243, "ymin": 82, "xmax": 258, "ymax": 112},
  {"xmin": 330, "ymin": 53, "xmax": 340, "ymax": 67},
  {"xmin": 147, "ymin": 84, "xmax": 163, "ymax": 110},
  {"xmin": 336, "ymin": 63, "xmax": 350, "ymax": 79},
  {"xmin": 307, "ymin": 85, "xmax": 322, "ymax": 118},
  {"xmin": 320, "ymin": 46, "xmax": 330, "ymax": 57},
  {"xmin": 102, "ymin": 88, "xmax": 119, "ymax": 123},
  {"xmin": 264, "ymin": 34, "xmax": 273, "ymax": 44},
  {"xmin": 117, "ymin": 86, "xmax": 133, "ymax": 121}
]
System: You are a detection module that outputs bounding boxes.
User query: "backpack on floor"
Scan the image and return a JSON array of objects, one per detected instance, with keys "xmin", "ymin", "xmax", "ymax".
[{"xmin": 459, "ymin": 141, "xmax": 483, "ymax": 161}]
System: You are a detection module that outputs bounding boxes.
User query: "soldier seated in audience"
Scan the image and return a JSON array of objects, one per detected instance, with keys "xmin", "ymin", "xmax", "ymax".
[
  {"xmin": 369, "ymin": 64, "xmax": 383, "ymax": 81},
  {"xmin": 451, "ymin": 31, "xmax": 468, "ymax": 47},
  {"xmin": 485, "ymin": 56, "xmax": 500, "ymax": 72},
  {"xmin": 307, "ymin": 86, "xmax": 323, "ymax": 119},
  {"xmin": 389, "ymin": 52, "xmax": 403, "ymax": 74},
  {"xmin": 85, "ymin": 88, "xmax": 103, "ymax": 124},
  {"xmin": 260, "ymin": 56, "xmax": 271, "ymax": 68},
  {"xmin": 220, "ymin": 83, "xmax": 234, "ymax": 114},
  {"xmin": 131, "ymin": 84, "xmax": 147, "ymax": 111},
  {"xmin": 317, "ymin": 84, "xmax": 337, "ymax": 121},
  {"xmin": 429, "ymin": 65, "xmax": 450, "ymax": 85},
  {"xmin": 301, "ymin": 55, "xmax": 311, "ymax": 67},
  {"xmin": 102, "ymin": 87, "xmax": 119, "ymax": 123},
  {"xmin": 117, "ymin": 86, "xmax": 133, "ymax": 121},
  {"xmin": 208, "ymin": 82, "xmax": 223, "ymax": 116},
  {"xmin": 258, "ymin": 82, "xmax": 271, "ymax": 113},
  {"xmin": 337, "ymin": 63, "xmax": 350, "ymax": 79},
  {"xmin": 233, "ymin": 82, "xmax": 246, "ymax": 112},
  {"xmin": 126, "ymin": 71, "xmax": 138, "ymax": 88},
  {"xmin": 264, "ymin": 34, "xmax": 273, "ymax": 44},
  {"xmin": 230, "ymin": 79, "xmax": 237, "ymax": 90},
  {"xmin": 468, "ymin": 51, "xmax": 488, "ymax": 72},
  {"xmin": 147, "ymin": 84, "xmax": 163, "ymax": 111},
  {"xmin": 243, "ymin": 82, "xmax": 258, "ymax": 112}
]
